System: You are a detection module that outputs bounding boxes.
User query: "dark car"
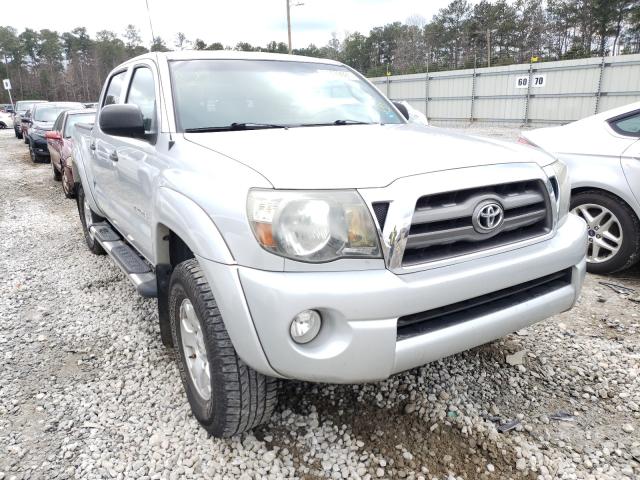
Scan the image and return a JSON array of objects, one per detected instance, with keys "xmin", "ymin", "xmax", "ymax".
[
  {"xmin": 24, "ymin": 102, "xmax": 85, "ymax": 162},
  {"xmin": 46, "ymin": 109, "xmax": 96, "ymax": 198},
  {"xmin": 13, "ymin": 100, "xmax": 48, "ymax": 138}
]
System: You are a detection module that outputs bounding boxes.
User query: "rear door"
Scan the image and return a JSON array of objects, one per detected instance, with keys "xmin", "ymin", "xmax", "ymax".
[
  {"xmin": 614, "ymin": 111, "xmax": 640, "ymax": 208},
  {"xmin": 91, "ymin": 69, "xmax": 130, "ymax": 226},
  {"xmin": 104, "ymin": 61, "xmax": 161, "ymax": 260}
]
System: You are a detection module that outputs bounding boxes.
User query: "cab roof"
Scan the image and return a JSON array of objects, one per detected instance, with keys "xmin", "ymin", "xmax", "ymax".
[{"xmin": 118, "ymin": 50, "xmax": 343, "ymax": 68}]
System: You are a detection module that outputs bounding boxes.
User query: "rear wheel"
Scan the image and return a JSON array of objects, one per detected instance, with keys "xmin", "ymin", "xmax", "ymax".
[
  {"xmin": 170, "ymin": 259, "xmax": 279, "ymax": 437},
  {"xmin": 15, "ymin": 127, "xmax": 23, "ymax": 139},
  {"xmin": 76, "ymin": 184, "xmax": 105, "ymax": 255},
  {"xmin": 571, "ymin": 190, "xmax": 640, "ymax": 274},
  {"xmin": 29, "ymin": 142, "xmax": 40, "ymax": 163}
]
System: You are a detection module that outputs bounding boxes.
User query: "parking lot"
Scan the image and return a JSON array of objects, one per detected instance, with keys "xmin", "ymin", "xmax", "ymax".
[{"xmin": 0, "ymin": 126, "xmax": 639, "ymax": 479}]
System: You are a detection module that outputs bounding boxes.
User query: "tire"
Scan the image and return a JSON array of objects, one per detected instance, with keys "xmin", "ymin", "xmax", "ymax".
[
  {"xmin": 24, "ymin": 134, "xmax": 29, "ymax": 144},
  {"xmin": 76, "ymin": 184, "xmax": 106, "ymax": 255},
  {"xmin": 29, "ymin": 142, "xmax": 40, "ymax": 163},
  {"xmin": 62, "ymin": 171, "xmax": 75, "ymax": 199},
  {"xmin": 15, "ymin": 127, "xmax": 23, "ymax": 139},
  {"xmin": 169, "ymin": 259, "xmax": 279, "ymax": 437},
  {"xmin": 52, "ymin": 161, "xmax": 62, "ymax": 181},
  {"xmin": 571, "ymin": 190, "xmax": 640, "ymax": 274}
]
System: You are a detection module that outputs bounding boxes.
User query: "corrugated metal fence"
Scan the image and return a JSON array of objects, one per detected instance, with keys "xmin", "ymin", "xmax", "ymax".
[{"xmin": 370, "ymin": 54, "xmax": 640, "ymax": 126}]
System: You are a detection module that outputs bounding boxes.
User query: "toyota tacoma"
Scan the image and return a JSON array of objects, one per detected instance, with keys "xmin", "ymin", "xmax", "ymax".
[{"xmin": 72, "ymin": 51, "xmax": 587, "ymax": 437}]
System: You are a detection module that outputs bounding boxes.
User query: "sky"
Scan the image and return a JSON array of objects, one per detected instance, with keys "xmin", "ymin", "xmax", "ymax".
[{"xmin": 7, "ymin": 0, "xmax": 455, "ymax": 49}]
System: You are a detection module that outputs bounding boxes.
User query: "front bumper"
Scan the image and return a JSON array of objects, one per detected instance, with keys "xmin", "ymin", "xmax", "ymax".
[{"xmin": 198, "ymin": 214, "xmax": 587, "ymax": 383}]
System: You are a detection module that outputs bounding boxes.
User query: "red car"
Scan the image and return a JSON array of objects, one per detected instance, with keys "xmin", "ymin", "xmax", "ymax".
[{"xmin": 46, "ymin": 109, "xmax": 96, "ymax": 198}]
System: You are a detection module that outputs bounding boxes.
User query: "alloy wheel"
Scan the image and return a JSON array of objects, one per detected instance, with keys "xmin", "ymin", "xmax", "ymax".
[
  {"xmin": 179, "ymin": 298, "xmax": 212, "ymax": 401},
  {"xmin": 571, "ymin": 203, "xmax": 623, "ymax": 264}
]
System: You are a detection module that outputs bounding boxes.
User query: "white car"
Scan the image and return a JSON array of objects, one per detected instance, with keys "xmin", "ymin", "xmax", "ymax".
[
  {"xmin": 0, "ymin": 110, "xmax": 13, "ymax": 129},
  {"xmin": 520, "ymin": 102, "xmax": 640, "ymax": 274}
]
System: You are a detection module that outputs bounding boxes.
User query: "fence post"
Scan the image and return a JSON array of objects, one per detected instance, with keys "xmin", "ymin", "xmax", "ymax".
[
  {"xmin": 386, "ymin": 75, "xmax": 390, "ymax": 98},
  {"xmin": 594, "ymin": 56, "xmax": 606, "ymax": 114},
  {"xmin": 523, "ymin": 63, "xmax": 533, "ymax": 125},
  {"xmin": 425, "ymin": 58, "xmax": 430, "ymax": 120},
  {"xmin": 470, "ymin": 58, "xmax": 477, "ymax": 123}
]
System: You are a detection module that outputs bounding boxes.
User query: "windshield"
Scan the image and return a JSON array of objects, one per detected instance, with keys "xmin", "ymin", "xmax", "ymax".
[
  {"xmin": 64, "ymin": 113, "xmax": 96, "ymax": 137},
  {"xmin": 16, "ymin": 101, "xmax": 40, "ymax": 113},
  {"xmin": 170, "ymin": 60, "xmax": 403, "ymax": 131},
  {"xmin": 35, "ymin": 107, "xmax": 73, "ymax": 122}
]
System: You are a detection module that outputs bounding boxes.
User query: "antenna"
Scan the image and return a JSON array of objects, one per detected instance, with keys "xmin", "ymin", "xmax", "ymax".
[{"xmin": 145, "ymin": 0, "xmax": 156, "ymax": 47}]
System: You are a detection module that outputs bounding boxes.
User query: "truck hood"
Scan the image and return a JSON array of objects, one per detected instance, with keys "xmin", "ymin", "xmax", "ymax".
[{"xmin": 184, "ymin": 124, "xmax": 556, "ymax": 189}]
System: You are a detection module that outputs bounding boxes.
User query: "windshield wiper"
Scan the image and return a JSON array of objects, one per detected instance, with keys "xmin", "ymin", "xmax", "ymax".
[
  {"xmin": 298, "ymin": 119, "xmax": 376, "ymax": 127},
  {"xmin": 184, "ymin": 122, "xmax": 288, "ymax": 133}
]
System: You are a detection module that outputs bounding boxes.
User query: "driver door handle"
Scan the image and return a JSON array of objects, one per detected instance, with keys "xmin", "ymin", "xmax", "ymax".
[
  {"xmin": 89, "ymin": 142, "xmax": 96, "ymax": 151},
  {"xmin": 109, "ymin": 151, "xmax": 119, "ymax": 162}
]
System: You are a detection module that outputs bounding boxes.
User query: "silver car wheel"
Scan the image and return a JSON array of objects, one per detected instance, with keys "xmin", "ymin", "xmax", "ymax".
[
  {"xmin": 179, "ymin": 298, "xmax": 212, "ymax": 401},
  {"xmin": 572, "ymin": 203, "xmax": 623, "ymax": 264}
]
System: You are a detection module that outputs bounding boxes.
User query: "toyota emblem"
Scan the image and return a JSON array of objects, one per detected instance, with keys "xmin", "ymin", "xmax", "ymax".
[{"xmin": 472, "ymin": 201, "xmax": 504, "ymax": 233}]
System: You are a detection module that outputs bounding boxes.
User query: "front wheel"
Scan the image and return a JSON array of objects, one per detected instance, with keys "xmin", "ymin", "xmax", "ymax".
[
  {"xmin": 15, "ymin": 128, "xmax": 23, "ymax": 139},
  {"xmin": 571, "ymin": 190, "xmax": 640, "ymax": 274},
  {"xmin": 170, "ymin": 259, "xmax": 279, "ymax": 437},
  {"xmin": 76, "ymin": 184, "xmax": 105, "ymax": 255},
  {"xmin": 52, "ymin": 161, "xmax": 62, "ymax": 181}
]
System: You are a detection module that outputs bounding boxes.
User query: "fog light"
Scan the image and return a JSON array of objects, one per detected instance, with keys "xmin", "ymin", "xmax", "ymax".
[{"xmin": 290, "ymin": 310, "xmax": 322, "ymax": 344}]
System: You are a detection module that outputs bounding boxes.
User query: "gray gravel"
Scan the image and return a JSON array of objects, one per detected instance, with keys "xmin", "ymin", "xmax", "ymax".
[{"xmin": 1, "ymin": 126, "xmax": 639, "ymax": 479}]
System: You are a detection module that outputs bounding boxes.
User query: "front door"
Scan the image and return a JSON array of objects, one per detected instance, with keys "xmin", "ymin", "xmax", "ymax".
[{"xmin": 104, "ymin": 62, "xmax": 161, "ymax": 261}]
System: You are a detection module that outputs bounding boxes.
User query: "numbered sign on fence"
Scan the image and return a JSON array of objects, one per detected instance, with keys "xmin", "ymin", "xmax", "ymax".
[
  {"xmin": 2, "ymin": 79, "xmax": 11, "ymax": 90},
  {"xmin": 515, "ymin": 74, "xmax": 546, "ymax": 89}
]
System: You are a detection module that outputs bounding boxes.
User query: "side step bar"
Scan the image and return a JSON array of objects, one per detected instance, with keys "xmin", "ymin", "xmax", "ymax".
[{"xmin": 89, "ymin": 223, "xmax": 157, "ymax": 298}]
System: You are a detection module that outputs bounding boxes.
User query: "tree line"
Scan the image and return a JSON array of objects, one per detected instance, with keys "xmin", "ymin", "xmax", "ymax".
[{"xmin": 1, "ymin": 0, "xmax": 638, "ymax": 104}]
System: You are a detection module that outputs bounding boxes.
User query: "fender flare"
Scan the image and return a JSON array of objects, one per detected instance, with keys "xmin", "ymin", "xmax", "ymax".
[{"xmin": 152, "ymin": 187, "xmax": 235, "ymax": 265}]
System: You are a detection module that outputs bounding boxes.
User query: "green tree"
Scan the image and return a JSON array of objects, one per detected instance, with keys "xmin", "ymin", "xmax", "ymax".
[{"xmin": 150, "ymin": 36, "xmax": 170, "ymax": 52}]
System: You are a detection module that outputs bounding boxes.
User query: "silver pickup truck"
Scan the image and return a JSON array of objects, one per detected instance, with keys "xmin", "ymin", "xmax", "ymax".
[{"xmin": 72, "ymin": 51, "xmax": 587, "ymax": 437}]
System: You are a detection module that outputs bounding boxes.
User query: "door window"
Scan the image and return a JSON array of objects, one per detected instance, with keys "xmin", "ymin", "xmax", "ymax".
[
  {"xmin": 103, "ymin": 70, "xmax": 127, "ymax": 106},
  {"xmin": 126, "ymin": 67, "xmax": 157, "ymax": 134},
  {"xmin": 609, "ymin": 111, "xmax": 640, "ymax": 137}
]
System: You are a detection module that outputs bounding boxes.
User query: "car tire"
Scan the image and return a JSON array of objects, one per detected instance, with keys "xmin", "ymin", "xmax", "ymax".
[
  {"xmin": 169, "ymin": 259, "xmax": 279, "ymax": 437},
  {"xmin": 29, "ymin": 142, "xmax": 39, "ymax": 163},
  {"xmin": 52, "ymin": 161, "xmax": 62, "ymax": 181},
  {"xmin": 76, "ymin": 184, "xmax": 106, "ymax": 255},
  {"xmin": 15, "ymin": 127, "xmax": 23, "ymax": 139},
  {"xmin": 62, "ymin": 170, "xmax": 75, "ymax": 199},
  {"xmin": 571, "ymin": 190, "xmax": 640, "ymax": 274},
  {"xmin": 24, "ymin": 134, "xmax": 29, "ymax": 144}
]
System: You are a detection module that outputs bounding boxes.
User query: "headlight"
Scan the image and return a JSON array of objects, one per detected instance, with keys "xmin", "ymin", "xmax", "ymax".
[
  {"xmin": 544, "ymin": 160, "xmax": 570, "ymax": 225},
  {"xmin": 247, "ymin": 189, "xmax": 381, "ymax": 262}
]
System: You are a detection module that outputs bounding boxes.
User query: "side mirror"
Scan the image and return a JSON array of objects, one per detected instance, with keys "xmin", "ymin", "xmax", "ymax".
[
  {"xmin": 99, "ymin": 104, "xmax": 145, "ymax": 139},
  {"xmin": 22, "ymin": 118, "xmax": 32, "ymax": 124},
  {"xmin": 393, "ymin": 101, "xmax": 410, "ymax": 121},
  {"xmin": 45, "ymin": 131, "xmax": 61, "ymax": 140}
]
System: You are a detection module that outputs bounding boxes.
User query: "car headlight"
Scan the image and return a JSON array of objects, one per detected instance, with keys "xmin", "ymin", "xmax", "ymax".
[
  {"xmin": 247, "ymin": 189, "xmax": 381, "ymax": 262},
  {"xmin": 544, "ymin": 160, "xmax": 570, "ymax": 226}
]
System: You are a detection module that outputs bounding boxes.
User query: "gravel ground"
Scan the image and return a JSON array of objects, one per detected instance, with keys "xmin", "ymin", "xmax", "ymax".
[{"xmin": 1, "ymin": 126, "xmax": 639, "ymax": 480}]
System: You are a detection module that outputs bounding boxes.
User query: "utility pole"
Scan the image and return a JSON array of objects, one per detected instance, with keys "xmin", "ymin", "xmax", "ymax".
[
  {"xmin": 286, "ymin": 0, "xmax": 292, "ymax": 54},
  {"xmin": 486, "ymin": 29, "xmax": 491, "ymax": 67}
]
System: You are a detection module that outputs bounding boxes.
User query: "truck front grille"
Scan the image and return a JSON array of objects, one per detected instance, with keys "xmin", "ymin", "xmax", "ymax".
[
  {"xmin": 402, "ymin": 180, "xmax": 552, "ymax": 266},
  {"xmin": 396, "ymin": 268, "xmax": 572, "ymax": 341}
]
